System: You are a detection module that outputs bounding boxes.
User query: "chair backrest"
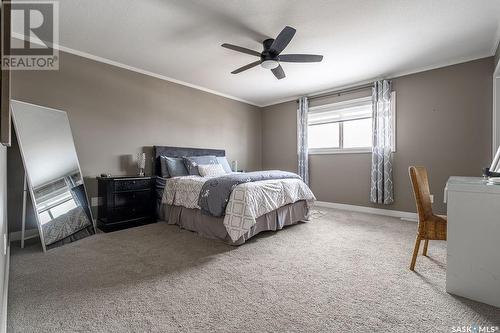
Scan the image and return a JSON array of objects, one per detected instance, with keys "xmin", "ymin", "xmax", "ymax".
[{"xmin": 408, "ymin": 166, "xmax": 433, "ymax": 226}]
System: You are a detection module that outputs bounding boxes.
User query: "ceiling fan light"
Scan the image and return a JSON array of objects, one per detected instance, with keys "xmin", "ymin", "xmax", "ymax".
[{"xmin": 261, "ymin": 60, "xmax": 279, "ymax": 69}]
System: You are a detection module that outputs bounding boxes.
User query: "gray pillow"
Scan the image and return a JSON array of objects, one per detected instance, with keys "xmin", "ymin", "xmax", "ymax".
[
  {"xmin": 217, "ymin": 156, "xmax": 232, "ymax": 173},
  {"xmin": 160, "ymin": 156, "xmax": 170, "ymax": 178},
  {"xmin": 165, "ymin": 157, "xmax": 189, "ymax": 177},
  {"xmin": 183, "ymin": 155, "xmax": 218, "ymax": 176}
]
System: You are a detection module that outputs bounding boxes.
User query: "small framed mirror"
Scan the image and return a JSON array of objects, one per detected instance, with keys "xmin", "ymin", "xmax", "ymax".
[{"xmin": 11, "ymin": 100, "xmax": 95, "ymax": 251}]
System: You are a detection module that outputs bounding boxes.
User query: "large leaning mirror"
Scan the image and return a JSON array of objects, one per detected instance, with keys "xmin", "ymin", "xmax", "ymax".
[{"xmin": 11, "ymin": 100, "xmax": 95, "ymax": 251}]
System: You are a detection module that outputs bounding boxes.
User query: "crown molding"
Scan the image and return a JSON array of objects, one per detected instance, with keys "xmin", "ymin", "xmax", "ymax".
[
  {"xmin": 12, "ymin": 31, "xmax": 498, "ymax": 109},
  {"xmin": 491, "ymin": 23, "xmax": 500, "ymax": 55},
  {"xmin": 11, "ymin": 32, "xmax": 262, "ymax": 107},
  {"xmin": 260, "ymin": 52, "xmax": 494, "ymax": 108}
]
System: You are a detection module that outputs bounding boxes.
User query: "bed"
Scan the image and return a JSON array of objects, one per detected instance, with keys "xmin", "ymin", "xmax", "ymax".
[{"xmin": 153, "ymin": 146, "xmax": 315, "ymax": 245}]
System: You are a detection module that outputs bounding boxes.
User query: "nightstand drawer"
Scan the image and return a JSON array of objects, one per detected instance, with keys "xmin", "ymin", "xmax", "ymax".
[
  {"xmin": 113, "ymin": 190, "xmax": 151, "ymax": 208},
  {"xmin": 114, "ymin": 179, "xmax": 151, "ymax": 192},
  {"xmin": 112, "ymin": 205, "xmax": 150, "ymax": 221}
]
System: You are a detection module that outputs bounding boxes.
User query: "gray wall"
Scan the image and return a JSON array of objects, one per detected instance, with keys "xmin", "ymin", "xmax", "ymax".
[
  {"xmin": 8, "ymin": 51, "xmax": 262, "ymax": 232},
  {"xmin": 262, "ymin": 57, "xmax": 494, "ymax": 214},
  {"xmin": 7, "ymin": 51, "xmax": 495, "ymax": 234}
]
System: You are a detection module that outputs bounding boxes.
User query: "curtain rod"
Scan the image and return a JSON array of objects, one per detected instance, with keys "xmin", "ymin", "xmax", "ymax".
[{"xmin": 297, "ymin": 83, "xmax": 373, "ymax": 103}]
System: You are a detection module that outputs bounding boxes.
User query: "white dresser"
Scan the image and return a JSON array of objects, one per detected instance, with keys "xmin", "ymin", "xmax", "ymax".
[{"xmin": 445, "ymin": 177, "xmax": 500, "ymax": 308}]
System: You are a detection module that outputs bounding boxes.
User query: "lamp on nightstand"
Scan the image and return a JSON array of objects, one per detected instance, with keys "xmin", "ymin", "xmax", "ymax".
[{"xmin": 137, "ymin": 153, "xmax": 146, "ymax": 176}]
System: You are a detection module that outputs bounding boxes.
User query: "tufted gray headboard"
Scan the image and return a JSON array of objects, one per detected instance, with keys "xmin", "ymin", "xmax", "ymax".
[{"xmin": 153, "ymin": 146, "xmax": 225, "ymax": 177}]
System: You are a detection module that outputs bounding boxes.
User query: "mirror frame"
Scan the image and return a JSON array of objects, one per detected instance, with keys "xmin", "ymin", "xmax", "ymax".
[
  {"xmin": 490, "ymin": 146, "xmax": 500, "ymax": 174},
  {"xmin": 11, "ymin": 100, "xmax": 96, "ymax": 252}
]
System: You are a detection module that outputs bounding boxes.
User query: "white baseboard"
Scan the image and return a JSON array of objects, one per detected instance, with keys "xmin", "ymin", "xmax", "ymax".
[
  {"xmin": 1, "ymin": 242, "xmax": 9, "ymax": 333},
  {"xmin": 314, "ymin": 201, "xmax": 418, "ymax": 221},
  {"xmin": 9, "ymin": 229, "xmax": 39, "ymax": 242}
]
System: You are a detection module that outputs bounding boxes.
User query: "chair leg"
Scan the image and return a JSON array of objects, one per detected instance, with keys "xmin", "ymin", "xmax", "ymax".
[
  {"xmin": 422, "ymin": 239, "xmax": 429, "ymax": 256},
  {"xmin": 410, "ymin": 236, "xmax": 422, "ymax": 271}
]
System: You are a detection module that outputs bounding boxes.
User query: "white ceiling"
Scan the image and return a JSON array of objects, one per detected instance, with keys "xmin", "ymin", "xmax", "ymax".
[{"xmin": 13, "ymin": 0, "xmax": 500, "ymax": 106}]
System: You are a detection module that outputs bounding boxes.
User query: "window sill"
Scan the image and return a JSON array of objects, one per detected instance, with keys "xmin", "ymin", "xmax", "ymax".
[{"xmin": 308, "ymin": 148, "xmax": 372, "ymax": 155}]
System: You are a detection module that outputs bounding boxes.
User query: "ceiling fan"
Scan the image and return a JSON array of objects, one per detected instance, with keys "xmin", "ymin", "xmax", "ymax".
[{"xmin": 221, "ymin": 26, "xmax": 323, "ymax": 80}]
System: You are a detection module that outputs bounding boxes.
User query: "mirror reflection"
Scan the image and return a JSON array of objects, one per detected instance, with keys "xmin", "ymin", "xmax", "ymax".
[{"xmin": 11, "ymin": 100, "xmax": 95, "ymax": 251}]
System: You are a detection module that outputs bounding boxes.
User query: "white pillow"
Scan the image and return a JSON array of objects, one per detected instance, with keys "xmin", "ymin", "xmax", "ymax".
[
  {"xmin": 198, "ymin": 164, "xmax": 227, "ymax": 177},
  {"xmin": 216, "ymin": 156, "xmax": 233, "ymax": 173}
]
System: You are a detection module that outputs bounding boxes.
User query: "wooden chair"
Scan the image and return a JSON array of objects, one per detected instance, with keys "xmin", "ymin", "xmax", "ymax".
[{"xmin": 408, "ymin": 166, "xmax": 447, "ymax": 271}]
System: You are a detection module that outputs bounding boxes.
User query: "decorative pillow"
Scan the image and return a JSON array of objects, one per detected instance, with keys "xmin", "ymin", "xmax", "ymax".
[
  {"xmin": 183, "ymin": 155, "xmax": 218, "ymax": 176},
  {"xmin": 198, "ymin": 164, "xmax": 227, "ymax": 177},
  {"xmin": 160, "ymin": 156, "xmax": 170, "ymax": 178},
  {"xmin": 165, "ymin": 157, "xmax": 189, "ymax": 177},
  {"xmin": 216, "ymin": 156, "xmax": 232, "ymax": 173}
]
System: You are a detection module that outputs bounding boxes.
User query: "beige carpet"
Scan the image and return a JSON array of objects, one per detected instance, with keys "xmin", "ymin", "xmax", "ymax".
[{"xmin": 8, "ymin": 208, "xmax": 500, "ymax": 332}]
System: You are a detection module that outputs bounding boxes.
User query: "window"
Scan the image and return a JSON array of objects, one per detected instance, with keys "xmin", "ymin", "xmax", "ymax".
[
  {"xmin": 308, "ymin": 94, "xmax": 395, "ymax": 154},
  {"xmin": 309, "ymin": 122, "xmax": 340, "ymax": 149},
  {"xmin": 36, "ymin": 187, "xmax": 77, "ymax": 225}
]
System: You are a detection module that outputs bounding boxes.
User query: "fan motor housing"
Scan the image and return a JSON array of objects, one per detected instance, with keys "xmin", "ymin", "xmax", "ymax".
[
  {"xmin": 262, "ymin": 38, "xmax": 274, "ymax": 50},
  {"xmin": 261, "ymin": 38, "xmax": 278, "ymax": 60}
]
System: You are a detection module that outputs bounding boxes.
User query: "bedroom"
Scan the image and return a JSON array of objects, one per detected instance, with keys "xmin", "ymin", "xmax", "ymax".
[{"xmin": 0, "ymin": 0, "xmax": 500, "ymax": 332}]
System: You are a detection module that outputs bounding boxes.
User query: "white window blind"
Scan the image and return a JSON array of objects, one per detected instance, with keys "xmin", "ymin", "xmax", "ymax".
[
  {"xmin": 308, "ymin": 96, "xmax": 372, "ymax": 125},
  {"xmin": 307, "ymin": 93, "xmax": 396, "ymax": 154}
]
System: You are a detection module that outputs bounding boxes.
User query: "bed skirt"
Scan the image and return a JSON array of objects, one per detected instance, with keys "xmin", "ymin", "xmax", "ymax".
[{"xmin": 159, "ymin": 200, "xmax": 309, "ymax": 245}]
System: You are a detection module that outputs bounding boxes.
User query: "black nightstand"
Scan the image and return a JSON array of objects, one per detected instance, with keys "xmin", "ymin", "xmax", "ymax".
[{"xmin": 97, "ymin": 176, "xmax": 155, "ymax": 232}]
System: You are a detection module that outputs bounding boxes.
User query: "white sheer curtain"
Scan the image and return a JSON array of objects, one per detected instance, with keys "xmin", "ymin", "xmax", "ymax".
[
  {"xmin": 370, "ymin": 80, "xmax": 394, "ymax": 204},
  {"xmin": 297, "ymin": 96, "xmax": 309, "ymax": 185}
]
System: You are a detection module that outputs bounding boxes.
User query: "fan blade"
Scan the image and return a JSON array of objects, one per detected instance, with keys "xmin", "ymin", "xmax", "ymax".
[
  {"xmin": 279, "ymin": 54, "xmax": 323, "ymax": 63},
  {"xmin": 270, "ymin": 26, "xmax": 296, "ymax": 54},
  {"xmin": 221, "ymin": 43, "xmax": 261, "ymax": 57},
  {"xmin": 271, "ymin": 65, "xmax": 285, "ymax": 80},
  {"xmin": 231, "ymin": 60, "xmax": 261, "ymax": 74}
]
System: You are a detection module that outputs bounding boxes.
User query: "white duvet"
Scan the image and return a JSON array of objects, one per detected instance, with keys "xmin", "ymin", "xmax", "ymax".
[{"xmin": 162, "ymin": 175, "xmax": 316, "ymax": 241}]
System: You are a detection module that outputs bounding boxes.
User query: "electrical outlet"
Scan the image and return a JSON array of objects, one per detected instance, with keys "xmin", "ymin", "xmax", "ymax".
[
  {"xmin": 430, "ymin": 194, "xmax": 434, "ymax": 204},
  {"xmin": 91, "ymin": 197, "xmax": 102, "ymax": 207}
]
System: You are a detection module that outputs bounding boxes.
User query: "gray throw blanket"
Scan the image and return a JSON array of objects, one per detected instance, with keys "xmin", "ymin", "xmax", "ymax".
[{"xmin": 198, "ymin": 170, "xmax": 301, "ymax": 217}]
